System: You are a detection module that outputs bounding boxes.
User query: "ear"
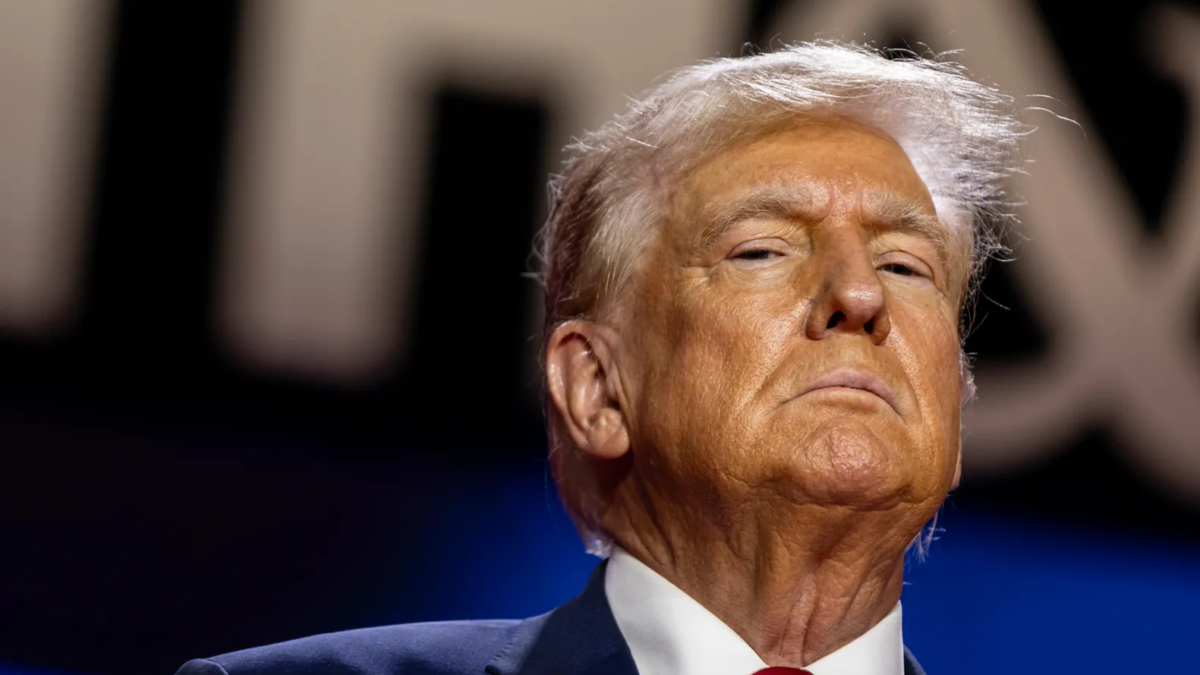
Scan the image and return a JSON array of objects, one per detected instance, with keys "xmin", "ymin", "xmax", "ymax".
[{"xmin": 545, "ymin": 320, "xmax": 630, "ymax": 461}]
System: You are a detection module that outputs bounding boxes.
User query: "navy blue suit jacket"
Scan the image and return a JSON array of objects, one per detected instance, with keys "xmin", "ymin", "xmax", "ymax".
[{"xmin": 177, "ymin": 561, "xmax": 926, "ymax": 675}]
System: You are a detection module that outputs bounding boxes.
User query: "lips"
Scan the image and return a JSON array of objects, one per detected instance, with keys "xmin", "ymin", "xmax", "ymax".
[{"xmin": 799, "ymin": 367, "xmax": 898, "ymax": 409}]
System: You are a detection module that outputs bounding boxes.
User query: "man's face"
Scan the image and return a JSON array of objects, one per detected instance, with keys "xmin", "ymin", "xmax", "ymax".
[{"xmin": 617, "ymin": 118, "xmax": 964, "ymax": 517}]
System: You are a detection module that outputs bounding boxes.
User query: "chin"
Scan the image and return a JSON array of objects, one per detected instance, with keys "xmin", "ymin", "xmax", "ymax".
[{"xmin": 781, "ymin": 418, "xmax": 916, "ymax": 509}]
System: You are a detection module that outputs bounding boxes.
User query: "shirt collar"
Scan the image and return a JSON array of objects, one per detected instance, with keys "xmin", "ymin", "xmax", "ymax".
[{"xmin": 604, "ymin": 546, "xmax": 904, "ymax": 675}]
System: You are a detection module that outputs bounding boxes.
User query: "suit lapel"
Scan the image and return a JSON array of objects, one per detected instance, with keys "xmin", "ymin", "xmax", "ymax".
[
  {"xmin": 903, "ymin": 646, "xmax": 927, "ymax": 675},
  {"xmin": 485, "ymin": 560, "xmax": 639, "ymax": 675}
]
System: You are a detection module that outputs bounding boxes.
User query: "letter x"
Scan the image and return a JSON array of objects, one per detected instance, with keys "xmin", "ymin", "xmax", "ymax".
[{"xmin": 773, "ymin": 0, "xmax": 1200, "ymax": 500}]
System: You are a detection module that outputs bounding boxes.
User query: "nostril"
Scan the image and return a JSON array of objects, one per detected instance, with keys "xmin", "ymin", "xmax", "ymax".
[
  {"xmin": 826, "ymin": 311, "xmax": 845, "ymax": 330},
  {"xmin": 864, "ymin": 318, "xmax": 874, "ymax": 334}
]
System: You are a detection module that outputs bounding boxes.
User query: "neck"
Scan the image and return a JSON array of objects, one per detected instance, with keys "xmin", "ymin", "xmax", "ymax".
[{"xmin": 605, "ymin": 489, "xmax": 926, "ymax": 667}]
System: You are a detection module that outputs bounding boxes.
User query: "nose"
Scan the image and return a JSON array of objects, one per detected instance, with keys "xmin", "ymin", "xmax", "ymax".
[{"xmin": 804, "ymin": 229, "xmax": 891, "ymax": 344}]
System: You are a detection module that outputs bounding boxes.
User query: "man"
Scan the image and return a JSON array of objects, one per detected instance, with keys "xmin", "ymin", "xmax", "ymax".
[{"xmin": 178, "ymin": 41, "xmax": 1026, "ymax": 675}]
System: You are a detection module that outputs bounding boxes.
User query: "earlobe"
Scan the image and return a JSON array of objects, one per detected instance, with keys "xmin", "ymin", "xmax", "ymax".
[{"xmin": 545, "ymin": 321, "xmax": 631, "ymax": 461}]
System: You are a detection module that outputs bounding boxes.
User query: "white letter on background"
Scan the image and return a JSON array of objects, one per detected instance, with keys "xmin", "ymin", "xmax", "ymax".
[
  {"xmin": 772, "ymin": 0, "xmax": 1200, "ymax": 501},
  {"xmin": 219, "ymin": 0, "xmax": 738, "ymax": 382},
  {"xmin": 0, "ymin": 1, "xmax": 111, "ymax": 335}
]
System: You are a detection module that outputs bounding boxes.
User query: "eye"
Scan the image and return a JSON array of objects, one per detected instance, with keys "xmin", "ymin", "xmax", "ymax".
[
  {"xmin": 880, "ymin": 262, "xmax": 918, "ymax": 277},
  {"xmin": 734, "ymin": 249, "xmax": 779, "ymax": 261},
  {"xmin": 724, "ymin": 238, "xmax": 794, "ymax": 268}
]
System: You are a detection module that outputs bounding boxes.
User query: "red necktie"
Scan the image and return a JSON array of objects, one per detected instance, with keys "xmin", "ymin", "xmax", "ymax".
[{"xmin": 754, "ymin": 669, "xmax": 813, "ymax": 675}]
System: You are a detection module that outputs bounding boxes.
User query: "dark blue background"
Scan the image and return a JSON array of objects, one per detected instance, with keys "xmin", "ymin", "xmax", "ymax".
[{"xmin": 9, "ymin": 458, "xmax": 1200, "ymax": 675}]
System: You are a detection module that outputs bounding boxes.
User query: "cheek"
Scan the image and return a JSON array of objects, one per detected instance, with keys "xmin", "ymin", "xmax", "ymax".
[
  {"xmin": 633, "ymin": 280, "xmax": 802, "ymax": 441},
  {"xmin": 671, "ymin": 283, "xmax": 800, "ymax": 384},
  {"xmin": 890, "ymin": 302, "xmax": 962, "ymax": 442}
]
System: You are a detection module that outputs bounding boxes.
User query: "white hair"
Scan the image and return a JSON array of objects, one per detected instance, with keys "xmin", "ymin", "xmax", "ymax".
[{"xmin": 537, "ymin": 41, "xmax": 1030, "ymax": 556}]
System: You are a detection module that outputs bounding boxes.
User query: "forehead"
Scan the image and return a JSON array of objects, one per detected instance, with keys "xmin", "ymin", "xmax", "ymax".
[{"xmin": 671, "ymin": 118, "xmax": 939, "ymax": 228}]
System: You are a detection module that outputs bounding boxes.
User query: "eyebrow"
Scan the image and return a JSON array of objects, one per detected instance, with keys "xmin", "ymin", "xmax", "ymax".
[
  {"xmin": 694, "ymin": 185, "xmax": 820, "ymax": 250},
  {"xmin": 695, "ymin": 185, "xmax": 954, "ymax": 267},
  {"xmin": 863, "ymin": 191, "xmax": 953, "ymax": 266}
]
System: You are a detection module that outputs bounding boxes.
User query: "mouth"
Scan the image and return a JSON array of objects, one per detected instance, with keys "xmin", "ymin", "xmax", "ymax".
[{"xmin": 798, "ymin": 368, "xmax": 898, "ymax": 410}]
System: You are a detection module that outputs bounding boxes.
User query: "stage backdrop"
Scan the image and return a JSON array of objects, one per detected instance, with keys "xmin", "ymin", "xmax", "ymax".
[{"xmin": 1, "ymin": 1, "xmax": 1198, "ymax": 674}]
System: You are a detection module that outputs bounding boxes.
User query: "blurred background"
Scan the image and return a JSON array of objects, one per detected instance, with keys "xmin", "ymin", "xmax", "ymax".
[{"xmin": 2, "ymin": 0, "xmax": 1199, "ymax": 674}]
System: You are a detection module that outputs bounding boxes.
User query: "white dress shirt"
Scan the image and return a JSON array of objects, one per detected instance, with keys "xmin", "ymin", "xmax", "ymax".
[{"xmin": 605, "ymin": 546, "xmax": 904, "ymax": 675}]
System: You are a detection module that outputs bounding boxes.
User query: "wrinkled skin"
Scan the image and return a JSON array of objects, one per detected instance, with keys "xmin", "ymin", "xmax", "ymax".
[{"xmin": 546, "ymin": 118, "xmax": 965, "ymax": 667}]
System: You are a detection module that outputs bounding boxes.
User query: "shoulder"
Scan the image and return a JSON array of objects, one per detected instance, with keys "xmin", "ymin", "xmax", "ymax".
[{"xmin": 176, "ymin": 619, "xmax": 527, "ymax": 675}]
